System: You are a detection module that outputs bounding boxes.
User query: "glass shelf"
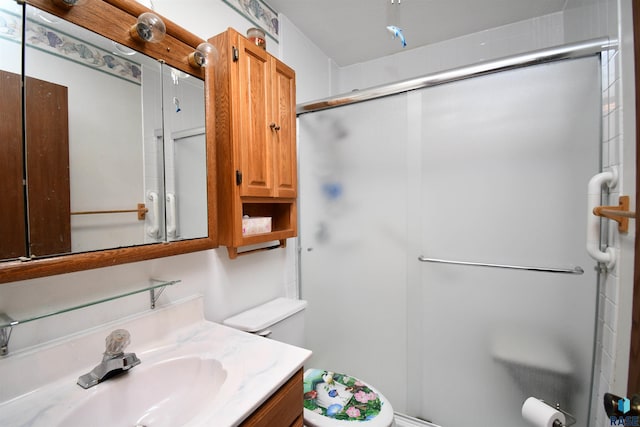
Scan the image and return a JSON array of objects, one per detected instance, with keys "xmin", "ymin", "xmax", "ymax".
[{"xmin": 0, "ymin": 279, "xmax": 180, "ymax": 329}]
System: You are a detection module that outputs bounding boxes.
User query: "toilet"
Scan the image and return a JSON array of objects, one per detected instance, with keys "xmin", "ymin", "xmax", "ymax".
[{"xmin": 223, "ymin": 297, "xmax": 396, "ymax": 427}]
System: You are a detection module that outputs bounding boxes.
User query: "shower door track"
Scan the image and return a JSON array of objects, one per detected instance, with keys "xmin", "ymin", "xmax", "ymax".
[{"xmin": 296, "ymin": 37, "xmax": 615, "ymax": 115}]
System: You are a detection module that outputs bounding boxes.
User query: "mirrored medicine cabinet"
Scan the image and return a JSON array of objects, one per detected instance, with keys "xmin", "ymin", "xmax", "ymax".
[{"xmin": 0, "ymin": 0, "xmax": 217, "ymax": 284}]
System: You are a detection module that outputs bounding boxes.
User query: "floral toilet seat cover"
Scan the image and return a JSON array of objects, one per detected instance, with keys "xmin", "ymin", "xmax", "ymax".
[{"xmin": 303, "ymin": 369, "xmax": 383, "ymax": 421}]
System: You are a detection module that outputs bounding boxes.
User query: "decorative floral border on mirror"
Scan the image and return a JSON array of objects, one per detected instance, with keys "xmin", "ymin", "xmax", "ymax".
[
  {"xmin": 1, "ymin": 7, "xmax": 142, "ymax": 84},
  {"xmin": 0, "ymin": 0, "xmax": 217, "ymax": 284},
  {"xmin": 0, "ymin": 8, "xmax": 20, "ymax": 42},
  {"xmin": 26, "ymin": 12, "xmax": 143, "ymax": 84}
]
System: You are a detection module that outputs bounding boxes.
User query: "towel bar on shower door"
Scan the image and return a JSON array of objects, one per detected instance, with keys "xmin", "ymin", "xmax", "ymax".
[{"xmin": 417, "ymin": 256, "xmax": 584, "ymax": 274}]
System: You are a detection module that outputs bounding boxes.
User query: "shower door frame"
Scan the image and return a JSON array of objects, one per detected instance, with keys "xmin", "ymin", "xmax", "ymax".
[{"xmin": 296, "ymin": 38, "xmax": 614, "ymax": 117}]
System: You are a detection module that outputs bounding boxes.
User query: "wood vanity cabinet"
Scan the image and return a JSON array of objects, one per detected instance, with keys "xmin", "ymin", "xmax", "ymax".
[
  {"xmin": 241, "ymin": 369, "xmax": 304, "ymax": 427},
  {"xmin": 208, "ymin": 28, "xmax": 297, "ymax": 258}
]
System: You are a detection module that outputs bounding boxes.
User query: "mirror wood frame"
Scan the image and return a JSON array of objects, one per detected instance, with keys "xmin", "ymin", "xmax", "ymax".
[{"xmin": 0, "ymin": 0, "xmax": 217, "ymax": 284}]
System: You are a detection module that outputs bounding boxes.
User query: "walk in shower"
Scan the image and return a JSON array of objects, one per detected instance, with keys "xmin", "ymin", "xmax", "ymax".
[{"xmin": 298, "ymin": 39, "xmax": 612, "ymax": 427}]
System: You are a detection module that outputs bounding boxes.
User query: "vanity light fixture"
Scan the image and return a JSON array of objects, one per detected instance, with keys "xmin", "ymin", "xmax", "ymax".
[
  {"xmin": 130, "ymin": 12, "xmax": 166, "ymax": 43},
  {"xmin": 188, "ymin": 42, "xmax": 218, "ymax": 68}
]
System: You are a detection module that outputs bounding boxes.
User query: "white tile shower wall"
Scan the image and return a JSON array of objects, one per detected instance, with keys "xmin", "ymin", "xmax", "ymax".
[
  {"xmin": 593, "ymin": 44, "xmax": 623, "ymax": 427},
  {"xmin": 564, "ymin": 1, "xmax": 637, "ymax": 426}
]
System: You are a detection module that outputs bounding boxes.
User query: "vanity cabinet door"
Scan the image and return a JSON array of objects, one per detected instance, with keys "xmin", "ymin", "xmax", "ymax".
[{"xmin": 240, "ymin": 369, "xmax": 303, "ymax": 427}]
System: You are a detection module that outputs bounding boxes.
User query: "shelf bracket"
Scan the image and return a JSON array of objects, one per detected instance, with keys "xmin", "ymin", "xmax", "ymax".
[
  {"xmin": 149, "ymin": 285, "xmax": 167, "ymax": 309},
  {"xmin": 0, "ymin": 313, "xmax": 16, "ymax": 356},
  {"xmin": 593, "ymin": 195, "xmax": 636, "ymax": 233}
]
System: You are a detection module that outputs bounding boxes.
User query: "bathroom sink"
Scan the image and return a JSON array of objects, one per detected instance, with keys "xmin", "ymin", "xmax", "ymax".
[{"xmin": 57, "ymin": 356, "xmax": 227, "ymax": 427}]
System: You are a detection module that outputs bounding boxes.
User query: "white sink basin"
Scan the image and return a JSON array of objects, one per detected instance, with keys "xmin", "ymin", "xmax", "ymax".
[{"xmin": 57, "ymin": 356, "xmax": 227, "ymax": 427}]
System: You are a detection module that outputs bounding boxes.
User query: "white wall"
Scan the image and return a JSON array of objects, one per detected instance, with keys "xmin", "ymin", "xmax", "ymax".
[
  {"xmin": 276, "ymin": 14, "xmax": 336, "ymax": 104},
  {"xmin": 0, "ymin": 0, "xmax": 333, "ymax": 355}
]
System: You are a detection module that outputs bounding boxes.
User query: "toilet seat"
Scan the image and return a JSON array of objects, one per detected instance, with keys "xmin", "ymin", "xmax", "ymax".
[{"xmin": 303, "ymin": 369, "xmax": 395, "ymax": 427}]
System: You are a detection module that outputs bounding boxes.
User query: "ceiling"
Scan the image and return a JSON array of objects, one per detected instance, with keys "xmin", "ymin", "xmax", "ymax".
[{"xmin": 265, "ymin": 0, "xmax": 569, "ymax": 67}]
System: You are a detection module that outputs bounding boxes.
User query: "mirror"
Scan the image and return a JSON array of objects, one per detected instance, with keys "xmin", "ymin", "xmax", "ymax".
[
  {"xmin": 0, "ymin": 0, "xmax": 216, "ymax": 283},
  {"xmin": 0, "ymin": 0, "xmax": 24, "ymax": 260},
  {"xmin": 161, "ymin": 65, "xmax": 208, "ymax": 242},
  {"xmin": 22, "ymin": 5, "xmax": 164, "ymax": 256}
]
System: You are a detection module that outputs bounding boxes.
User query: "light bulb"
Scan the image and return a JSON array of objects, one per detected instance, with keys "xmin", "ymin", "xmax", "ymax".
[
  {"xmin": 130, "ymin": 12, "xmax": 166, "ymax": 43},
  {"xmin": 188, "ymin": 42, "xmax": 218, "ymax": 68}
]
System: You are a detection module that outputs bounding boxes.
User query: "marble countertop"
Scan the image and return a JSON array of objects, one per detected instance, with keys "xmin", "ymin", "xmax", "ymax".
[{"xmin": 0, "ymin": 296, "xmax": 312, "ymax": 427}]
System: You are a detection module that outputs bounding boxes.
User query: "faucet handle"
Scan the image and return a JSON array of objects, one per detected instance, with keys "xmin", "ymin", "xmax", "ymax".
[{"xmin": 104, "ymin": 329, "xmax": 131, "ymax": 356}]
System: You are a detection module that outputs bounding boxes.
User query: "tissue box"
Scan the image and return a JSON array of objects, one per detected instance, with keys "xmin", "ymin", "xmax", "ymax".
[{"xmin": 242, "ymin": 216, "xmax": 272, "ymax": 236}]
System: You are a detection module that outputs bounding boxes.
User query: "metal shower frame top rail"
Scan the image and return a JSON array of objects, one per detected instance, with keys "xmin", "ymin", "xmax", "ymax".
[{"xmin": 296, "ymin": 37, "xmax": 616, "ymax": 115}]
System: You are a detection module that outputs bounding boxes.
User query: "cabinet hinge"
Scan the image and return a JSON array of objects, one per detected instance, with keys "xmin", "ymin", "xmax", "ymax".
[
  {"xmin": 236, "ymin": 170, "xmax": 242, "ymax": 185},
  {"xmin": 232, "ymin": 46, "xmax": 239, "ymax": 62}
]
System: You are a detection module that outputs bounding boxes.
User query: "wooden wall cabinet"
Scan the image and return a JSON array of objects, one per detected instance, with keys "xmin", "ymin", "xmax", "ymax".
[{"xmin": 209, "ymin": 28, "xmax": 297, "ymax": 258}]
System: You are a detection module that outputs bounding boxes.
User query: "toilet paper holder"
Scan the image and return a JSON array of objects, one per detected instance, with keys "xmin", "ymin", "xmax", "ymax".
[{"xmin": 542, "ymin": 400, "xmax": 576, "ymax": 427}]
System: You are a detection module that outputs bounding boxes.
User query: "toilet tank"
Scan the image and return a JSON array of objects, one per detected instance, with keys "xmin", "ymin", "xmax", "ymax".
[{"xmin": 223, "ymin": 298, "xmax": 307, "ymax": 348}]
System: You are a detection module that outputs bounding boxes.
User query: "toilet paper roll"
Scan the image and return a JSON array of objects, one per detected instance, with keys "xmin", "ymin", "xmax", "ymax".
[{"xmin": 522, "ymin": 397, "xmax": 566, "ymax": 427}]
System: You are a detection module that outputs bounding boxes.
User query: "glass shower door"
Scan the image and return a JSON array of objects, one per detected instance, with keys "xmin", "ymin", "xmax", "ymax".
[
  {"xmin": 414, "ymin": 56, "xmax": 601, "ymax": 426},
  {"xmin": 298, "ymin": 93, "xmax": 413, "ymax": 412}
]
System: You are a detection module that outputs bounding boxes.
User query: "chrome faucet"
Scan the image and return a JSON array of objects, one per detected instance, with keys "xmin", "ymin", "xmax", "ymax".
[{"xmin": 77, "ymin": 329, "xmax": 141, "ymax": 389}]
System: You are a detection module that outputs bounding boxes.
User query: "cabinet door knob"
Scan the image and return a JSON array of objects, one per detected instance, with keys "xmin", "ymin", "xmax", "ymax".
[{"xmin": 270, "ymin": 123, "xmax": 281, "ymax": 131}]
